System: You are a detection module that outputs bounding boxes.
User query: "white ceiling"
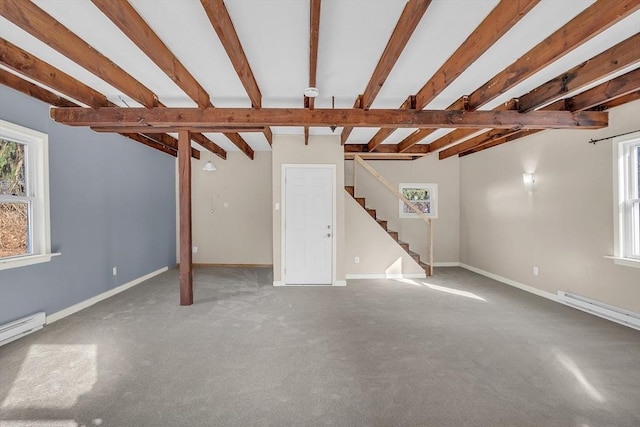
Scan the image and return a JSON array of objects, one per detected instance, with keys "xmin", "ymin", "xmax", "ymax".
[{"xmin": 1, "ymin": 0, "xmax": 639, "ymax": 153}]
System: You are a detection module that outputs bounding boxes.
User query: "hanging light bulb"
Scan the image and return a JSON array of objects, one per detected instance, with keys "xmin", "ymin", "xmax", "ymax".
[{"xmin": 330, "ymin": 96, "xmax": 337, "ymax": 132}]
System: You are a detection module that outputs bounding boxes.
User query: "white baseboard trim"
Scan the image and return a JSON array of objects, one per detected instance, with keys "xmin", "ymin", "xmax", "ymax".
[
  {"xmin": 433, "ymin": 262, "xmax": 461, "ymax": 267},
  {"xmin": 345, "ymin": 272, "xmax": 427, "ymax": 280},
  {"xmin": 333, "ymin": 280, "xmax": 347, "ymax": 286},
  {"xmin": 273, "ymin": 281, "xmax": 284, "ymax": 287},
  {"xmin": 46, "ymin": 266, "xmax": 169, "ymax": 324},
  {"xmin": 459, "ymin": 263, "xmax": 557, "ymax": 302}
]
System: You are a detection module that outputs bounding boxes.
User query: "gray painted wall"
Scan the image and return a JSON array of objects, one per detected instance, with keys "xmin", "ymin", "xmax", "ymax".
[{"xmin": 0, "ymin": 87, "xmax": 176, "ymax": 324}]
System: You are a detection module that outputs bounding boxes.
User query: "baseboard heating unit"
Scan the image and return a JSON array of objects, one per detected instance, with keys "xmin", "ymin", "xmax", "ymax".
[
  {"xmin": 557, "ymin": 291, "xmax": 640, "ymax": 330},
  {"xmin": 0, "ymin": 312, "xmax": 46, "ymax": 347}
]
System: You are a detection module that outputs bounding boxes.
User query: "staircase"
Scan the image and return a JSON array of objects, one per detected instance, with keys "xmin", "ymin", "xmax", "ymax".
[{"xmin": 346, "ymin": 186, "xmax": 431, "ymax": 274}]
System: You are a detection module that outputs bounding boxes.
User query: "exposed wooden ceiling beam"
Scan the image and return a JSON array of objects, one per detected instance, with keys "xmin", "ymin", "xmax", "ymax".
[
  {"xmin": 345, "ymin": 144, "xmax": 428, "ymax": 154},
  {"xmin": 200, "ymin": 0, "xmax": 261, "ymax": 108},
  {"xmin": 396, "ymin": 95, "xmax": 467, "ymax": 152},
  {"xmin": 367, "ymin": 0, "xmax": 540, "ymax": 150},
  {"xmin": 468, "ymin": 0, "xmax": 640, "ymax": 110},
  {"xmin": 518, "ymin": 33, "xmax": 640, "ymax": 112},
  {"xmin": 589, "ymin": 89, "xmax": 640, "ymax": 112},
  {"xmin": 119, "ymin": 133, "xmax": 178, "ymax": 157},
  {"xmin": 0, "ymin": 38, "xmax": 202, "ymax": 158},
  {"xmin": 361, "ymin": 0, "xmax": 431, "ymax": 109},
  {"xmin": 0, "ymin": 38, "xmax": 110, "ymax": 108},
  {"xmin": 200, "ymin": 0, "xmax": 271, "ymax": 147},
  {"xmin": 465, "ymin": 89, "xmax": 640, "ymax": 157},
  {"xmin": 92, "ymin": 0, "xmax": 211, "ymax": 108},
  {"xmin": 432, "ymin": 33, "xmax": 640, "ymax": 156},
  {"xmin": 0, "ymin": 0, "xmax": 227, "ymax": 159},
  {"xmin": 425, "ymin": 99, "xmax": 519, "ymax": 152},
  {"xmin": 0, "ymin": 0, "xmax": 158, "ymax": 108},
  {"xmin": 366, "ymin": 95, "xmax": 415, "ymax": 149},
  {"xmin": 0, "ymin": 0, "xmax": 226, "ymax": 160},
  {"xmin": 93, "ymin": 0, "xmax": 248, "ymax": 158},
  {"xmin": 304, "ymin": 0, "xmax": 321, "ymax": 145},
  {"xmin": 0, "ymin": 70, "xmax": 198, "ymax": 157},
  {"xmin": 395, "ymin": 0, "xmax": 640, "ymax": 153},
  {"xmin": 223, "ymin": 132, "xmax": 254, "ymax": 159},
  {"xmin": 91, "ymin": 125, "xmax": 266, "ymax": 133},
  {"xmin": 190, "ymin": 132, "xmax": 227, "ymax": 160},
  {"xmin": 0, "ymin": 68, "xmax": 76, "ymax": 107},
  {"xmin": 340, "ymin": 0, "xmax": 432, "ymax": 144},
  {"xmin": 455, "ymin": 70, "xmax": 640, "ymax": 157},
  {"xmin": 49, "ymin": 107, "xmax": 608, "ymax": 130},
  {"xmin": 438, "ymin": 128, "xmax": 521, "ymax": 159},
  {"xmin": 563, "ymin": 68, "xmax": 640, "ymax": 112},
  {"xmin": 344, "ymin": 153, "xmax": 423, "ymax": 161}
]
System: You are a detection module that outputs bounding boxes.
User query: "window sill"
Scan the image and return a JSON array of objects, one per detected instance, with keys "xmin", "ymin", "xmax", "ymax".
[
  {"xmin": 0, "ymin": 253, "xmax": 61, "ymax": 271},
  {"xmin": 604, "ymin": 256, "xmax": 640, "ymax": 269}
]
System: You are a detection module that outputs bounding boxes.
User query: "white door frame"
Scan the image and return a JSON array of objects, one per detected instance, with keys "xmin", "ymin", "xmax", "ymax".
[{"xmin": 281, "ymin": 164, "xmax": 337, "ymax": 286}]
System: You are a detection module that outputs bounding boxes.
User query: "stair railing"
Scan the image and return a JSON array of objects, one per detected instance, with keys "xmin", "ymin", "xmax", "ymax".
[{"xmin": 353, "ymin": 155, "xmax": 433, "ymax": 275}]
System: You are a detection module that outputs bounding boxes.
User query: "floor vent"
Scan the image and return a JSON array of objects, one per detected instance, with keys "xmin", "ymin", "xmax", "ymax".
[
  {"xmin": 0, "ymin": 312, "xmax": 46, "ymax": 347},
  {"xmin": 557, "ymin": 291, "xmax": 640, "ymax": 330}
]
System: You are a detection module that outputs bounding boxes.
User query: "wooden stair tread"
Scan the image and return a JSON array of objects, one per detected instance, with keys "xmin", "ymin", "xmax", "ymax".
[{"xmin": 345, "ymin": 178, "xmax": 431, "ymax": 276}]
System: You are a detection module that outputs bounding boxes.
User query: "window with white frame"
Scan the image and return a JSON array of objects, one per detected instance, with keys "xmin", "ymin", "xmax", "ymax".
[
  {"xmin": 0, "ymin": 119, "xmax": 54, "ymax": 270},
  {"xmin": 614, "ymin": 131, "xmax": 640, "ymax": 265}
]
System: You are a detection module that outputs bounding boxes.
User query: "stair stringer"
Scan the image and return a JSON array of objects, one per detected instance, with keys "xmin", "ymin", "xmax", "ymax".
[{"xmin": 345, "ymin": 192, "xmax": 426, "ymax": 279}]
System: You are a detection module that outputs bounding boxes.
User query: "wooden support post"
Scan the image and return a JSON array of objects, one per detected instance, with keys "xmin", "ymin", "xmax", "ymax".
[
  {"xmin": 178, "ymin": 130, "xmax": 193, "ymax": 305},
  {"xmin": 428, "ymin": 219, "xmax": 433, "ymax": 276},
  {"xmin": 353, "ymin": 158, "xmax": 357, "ymax": 197}
]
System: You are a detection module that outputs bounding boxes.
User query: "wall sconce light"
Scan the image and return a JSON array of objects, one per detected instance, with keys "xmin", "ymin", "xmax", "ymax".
[
  {"xmin": 523, "ymin": 173, "xmax": 535, "ymax": 193},
  {"xmin": 202, "ymin": 160, "xmax": 216, "ymax": 172}
]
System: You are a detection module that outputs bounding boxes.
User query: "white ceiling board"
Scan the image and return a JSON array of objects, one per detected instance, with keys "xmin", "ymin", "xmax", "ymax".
[
  {"xmin": 372, "ymin": 0, "xmax": 499, "ymax": 109},
  {"xmin": 0, "ymin": 16, "xmax": 139, "ymax": 107},
  {"xmin": 482, "ymin": 10, "xmax": 640, "ymax": 111},
  {"xmin": 379, "ymin": 128, "xmax": 420, "ymax": 145},
  {"xmin": 31, "ymin": 0, "xmax": 196, "ymax": 108},
  {"xmin": 201, "ymin": 133, "xmax": 240, "ymax": 152},
  {"xmin": 426, "ymin": 0, "xmax": 596, "ymax": 110},
  {"xmin": 347, "ymin": 127, "xmax": 385, "ymax": 144},
  {"xmin": 0, "ymin": 64, "xmax": 92, "ymax": 107},
  {"xmin": 238, "ymin": 133, "xmax": 272, "ymax": 151},
  {"xmin": 415, "ymin": 128, "xmax": 456, "ymax": 146},
  {"xmin": 270, "ymin": 126, "xmax": 306, "ymax": 136},
  {"xmin": 1, "ymin": 0, "xmax": 635, "ymax": 157},
  {"xmin": 224, "ymin": 0, "xmax": 309, "ymax": 108},
  {"xmin": 316, "ymin": 0, "xmax": 407, "ymax": 109},
  {"xmin": 129, "ymin": 0, "xmax": 252, "ymax": 108}
]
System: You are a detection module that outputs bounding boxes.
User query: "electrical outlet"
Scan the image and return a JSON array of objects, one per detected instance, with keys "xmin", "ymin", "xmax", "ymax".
[
  {"xmin": 533, "ymin": 266, "xmax": 539, "ymax": 276},
  {"xmin": 112, "ymin": 267, "xmax": 117, "ymax": 276},
  {"xmin": 275, "ymin": 202, "xmax": 280, "ymax": 210},
  {"xmin": 223, "ymin": 202, "xmax": 229, "ymax": 208},
  {"xmin": 355, "ymin": 256, "xmax": 360, "ymax": 264},
  {"xmin": 192, "ymin": 246, "xmax": 198, "ymax": 253}
]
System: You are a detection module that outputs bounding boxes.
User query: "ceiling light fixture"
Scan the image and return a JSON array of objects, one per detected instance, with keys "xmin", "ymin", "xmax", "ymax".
[
  {"xmin": 203, "ymin": 160, "xmax": 216, "ymax": 172},
  {"xmin": 303, "ymin": 87, "xmax": 319, "ymax": 98}
]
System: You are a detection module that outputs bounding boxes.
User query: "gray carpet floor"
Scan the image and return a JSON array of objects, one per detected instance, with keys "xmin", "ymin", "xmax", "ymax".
[{"xmin": 0, "ymin": 267, "xmax": 638, "ymax": 427}]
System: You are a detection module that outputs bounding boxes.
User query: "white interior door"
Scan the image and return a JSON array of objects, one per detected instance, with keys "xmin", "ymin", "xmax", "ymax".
[{"xmin": 284, "ymin": 166, "xmax": 333, "ymax": 284}]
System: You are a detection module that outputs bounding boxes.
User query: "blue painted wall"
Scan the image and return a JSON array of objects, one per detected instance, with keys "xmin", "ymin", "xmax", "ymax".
[{"xmin": 0, "ymin": 87, "xmax": 176, "ymax": 324}]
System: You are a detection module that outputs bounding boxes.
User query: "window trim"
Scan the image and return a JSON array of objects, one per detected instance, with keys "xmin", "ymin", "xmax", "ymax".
[
  {"xmin": 0, "ymin": 119, "xmax": 59, "ymax": 270},
  {"xmin": 611, "ymin": 130, "xmax": 640, "ymax": 269}
]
